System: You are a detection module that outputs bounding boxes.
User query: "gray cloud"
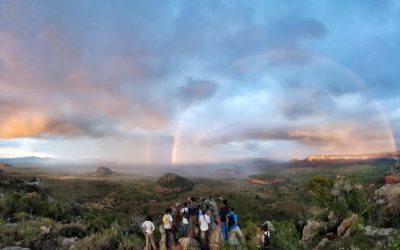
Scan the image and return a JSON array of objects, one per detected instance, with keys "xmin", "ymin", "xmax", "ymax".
[{"xmin": 177, "ymin": 78, "xmax": 218, "ymax": 106}]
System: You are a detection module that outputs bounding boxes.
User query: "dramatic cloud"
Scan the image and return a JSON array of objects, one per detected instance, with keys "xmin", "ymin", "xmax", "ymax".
[{"xmin": 0, "ymin": 0, "xmax": 399, "ymax": 163}]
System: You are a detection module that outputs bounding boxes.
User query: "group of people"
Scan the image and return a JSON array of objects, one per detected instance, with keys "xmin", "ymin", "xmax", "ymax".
[{"xmin": 141, "ymin": 196, "xmax": 271, "ymax": 250}]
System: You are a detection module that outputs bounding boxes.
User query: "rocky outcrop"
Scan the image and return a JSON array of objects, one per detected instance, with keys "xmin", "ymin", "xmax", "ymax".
[
  {"xmin": 384, "ymin": 161, "xmax": 400, "ymax": 184},
  {"xmin": 374, "ymin": 183, "xmax": 400, "ymax": 207},
  {"xmin": 155, "ymin": 173, "xmax": 193, "ymax": 193},
  {"xmin": 337, "ymin": 213, "xmax": 358, "ymax": 238},
  {"xmin": 362, "ymin": 225, "xmax": 396, "ymax": 236},
  {"xmin": 302, "ymin": 220, "xmax": 326, "ymax": 242},
  {"xmin": 94, "ymin": 166, "xmax": 114, "ymax": 177}
]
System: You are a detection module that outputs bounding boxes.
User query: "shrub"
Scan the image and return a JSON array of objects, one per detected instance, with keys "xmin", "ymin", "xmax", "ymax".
[
  {"xmin": 241, "ymin": 220, "xmax": 260, "ymax": 249},
  {"xmin": 307, "ymin": 176, "xmax": 334, "ymax": 207},
  {"xmin": 388, "ymin": 239, "xmax": 400, "ymax": 250},
  {"xmin": 272, "ymin": 221, "xmax": 305, "ymax": 250},
  {"xmin": 118, "ymin": 235, "xmax": 144, "ymax": 250},
  {"xmin": 60, "ymin": 223, "xmax": 87, "ymax": 238},
  {"xmin": 307, "ymin": 176, "xmax": 367, "ymax": 218}
]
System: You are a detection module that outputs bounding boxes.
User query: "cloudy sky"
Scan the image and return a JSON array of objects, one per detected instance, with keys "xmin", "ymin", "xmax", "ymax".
[{"xmin": 0, "ymin": 0, "xmax": 399, "ymax": 165}]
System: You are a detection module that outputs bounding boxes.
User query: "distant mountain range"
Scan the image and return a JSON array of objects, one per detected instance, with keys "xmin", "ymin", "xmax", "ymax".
[{"xmin": 289, "ymin": 151, "xmax": 400, "ymax": 168}]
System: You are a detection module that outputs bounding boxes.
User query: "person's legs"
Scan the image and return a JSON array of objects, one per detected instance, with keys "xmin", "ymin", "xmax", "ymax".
[
  {"xmin": 183, "ymin": 224, "xmax": 189, "ymax": 237},
  {"xmin": 235, "ymin": 227, "xmax": 246, "ymax": 246},
  {"xmin": 149, "ymin": 233, "xmax": 157, "ymax": 250},
  {"xmin": 165, "ymin": 229, "xmax": 170, "ymax": 248},
  {"xmin": 221, "ymin": 222, "xmax": 228, "ymax": 241},
  {"xmin": 145, "ymin": 233, "xmax": 150, "ymax": 250},
  {"xmin": 205, "ymin": 229, "xmax": 209, "ymax": 250}
]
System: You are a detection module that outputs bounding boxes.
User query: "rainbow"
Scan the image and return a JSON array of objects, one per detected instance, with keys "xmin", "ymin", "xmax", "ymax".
[{"xmin": 170, "ymin": 51, "xmax": 397, "ymax": 165}]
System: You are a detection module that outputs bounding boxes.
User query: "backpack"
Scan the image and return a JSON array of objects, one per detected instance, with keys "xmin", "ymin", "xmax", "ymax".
[
  {"xmin": 219, "ymin": 206, "xmax": 230, "ymax": 223},
  {"xmin": 183, "ymin": 209, "xmax": 189, "ymax": 220},
  {"xmin": 263, "ymin": 231, "xmax": 270, "ymax": 249},
  {"xmin": 227, "ymin": 214, "xmax": 236, "ymax": 228},
  {"xmin": 188, "ymin": 203, "xmax": 198, "ymax": 217}
]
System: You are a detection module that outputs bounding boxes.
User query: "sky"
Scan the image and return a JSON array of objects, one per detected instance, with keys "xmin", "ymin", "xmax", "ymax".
[{"xmin": 0, "ymin": 0, "xmax": 399, "ymax": 165}]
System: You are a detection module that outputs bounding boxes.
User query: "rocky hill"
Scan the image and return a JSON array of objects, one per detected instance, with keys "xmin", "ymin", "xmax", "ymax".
[
  {"xmin": 155, "ymin": 173, "xmax": 193, "ymax": 193},
  {"xmin": 0, "ymin": 163, "xmax": 14, "ymax": 169},
  {"xmin": 94, "ymin": 166, "xmax": 115, "ymax": 177}
]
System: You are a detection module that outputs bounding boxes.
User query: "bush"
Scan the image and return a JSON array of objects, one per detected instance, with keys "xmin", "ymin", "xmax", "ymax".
[
  {"xmin": 60, "ymin": 223, "xmax": 87, "ymax": 238},
  {"xmin": 272, "ymin": 221, "xmax": 305, "ymax": 250},
  {"xmin": 388, "ymin": 239, "xmax": 400, "ymax": 250},
  {"xmin": 118, "ymin": 235, "xmax": 144, "ymax": 250},
  {"xmin": 241, "ymin": 220, "xmax": 260, "ymax": 249},
  {"xmin": 307, "ymin": 176, "xmax": 367, "ymax": 218}
]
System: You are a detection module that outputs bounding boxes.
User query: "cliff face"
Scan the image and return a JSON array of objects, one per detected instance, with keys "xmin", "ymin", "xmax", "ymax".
[{"xmin": 155, "ymin": 173, "xmax": 193, "ymax": 193}]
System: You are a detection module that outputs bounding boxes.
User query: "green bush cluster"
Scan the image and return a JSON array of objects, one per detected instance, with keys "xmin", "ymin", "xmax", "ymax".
[
  {"xmin": 307, "ymin": 176, "xmax": 367, "ymax": 218},
  {"xmin": 75, "ymin": 224, "xmax": 144, "ymax": 250},
  {"xmin": 272, "ymin": 221, "xmax": 306, "ymax": 250}
]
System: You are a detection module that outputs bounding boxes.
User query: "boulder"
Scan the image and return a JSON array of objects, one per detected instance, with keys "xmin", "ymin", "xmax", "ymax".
[
  {"xmin": 302, "ymin": 220, "xmax": 326, "ymax": 242},
  {"xmin": 337, "ymin": 213, "xmax": 358, "ymax": 238},
  {"xmin": 326, "ymin": 212, "xmax": 340, "ymax": 231},
  {"xmin": 94, "ymin": 166, "xmax": 114, "ymax": 176},
  {"xmin": 314, "ymin": 237, "xmax": 329, "ymax": 250},
  {"xmin": 62, "ymin": 237, "xmax": 78, "ymax": 247},
  {"xmin": 374, "ymin": 183, "xmax": 400, "ymax": 207},
  {"xmin": 362, "ymin": 225, "xmax": 396, "ymax": 236},
  {"xmin": 384, "ymin": 161, "xmax": 400, "ymax": 184},
  {"xmin": 178, "ymin": 237, "xmax": 201, "ymax": 250}
]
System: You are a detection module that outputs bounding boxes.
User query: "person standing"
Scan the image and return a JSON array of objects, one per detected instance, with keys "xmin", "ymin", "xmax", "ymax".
[
  {"xmin": 181, "ymin": 202, "xmax": 189, "ymax": 237},
  {"xmin": 142, "ymin": 215, "xmax": 157, "ymax": 250},
  {"xmin": 219, "ymin": 199, "xmax": 230, "ymax": 241},
  {"xmin": 259, "ymin": 223, "xmax": 271, "ymax": 250},
  {"xmin": 188, "ymin": 197, "xmax": 199, "ymax": 238},
  {"xmin": 162, "ymin": 208, "xmax": 174, "ymax": 249},
  {"xmin": 199, "ymin": 209, "xmax": 211, "ymax": 250},
  {"xmin": 227, "ymin": 207, "xmax": 246, "ymax": 246}
]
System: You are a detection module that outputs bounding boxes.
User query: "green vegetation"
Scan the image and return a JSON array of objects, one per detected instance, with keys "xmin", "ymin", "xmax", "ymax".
[{"xmin": 0, "ymin": 162, "xmax": 399, "ymax": 249}]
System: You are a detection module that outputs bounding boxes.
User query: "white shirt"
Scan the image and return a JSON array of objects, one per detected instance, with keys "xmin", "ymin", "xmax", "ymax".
[
  {"xmin": 141, "ymin": 221, "xmax": 155, "ymax": 234},
  {"xmin": 163, "ymin": 214, "xmax": 174, "ymax": 229},
  {"xmin": 199, "ymin": 214, "xmax": 210, "ymax": 231},
  {"xmin": 181, "ymin": 208, "xmax": 189, "ymax": 224}
]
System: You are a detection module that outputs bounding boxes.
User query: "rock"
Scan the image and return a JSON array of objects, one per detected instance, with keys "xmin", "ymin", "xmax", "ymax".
[
  {"xmin": 337, "ymin": 213, "xmax": 358, "ymax": 238},
  {"xmin": 384, "ymin": 174, "xmax": 399, "ymax": 184},
  {"xmin": 155, "ymin": 173, "xmax": 193, "ymax": 193},
  {"xmin": 62, "ymin": 237, "xmax": 78, "ymax": 246},
  {"xmin": 302, "ymin": 220, "xmax": 325, "ymax": 242},
  {"xmin": 178, "ymin": 237, "xmax": 200, "ymax": 250},
  {"xmin": 327, "ymin": 212, "xmax": 340, "ymax": 231},
  {"xmin": 374, "ymin": 183, "xmax": 400, "ymax": 207},
  {"xmin": 314, "ymin": 237, "xmax": 329, "ymax": 250},
  {"xmin": 0, "ymin": 169, "xmax": 6, "ymax": 176},
  {"xmin": 384, "ymin": 161, "xmax": 400, "ymax": 184},
  {"xmin": 41, "ymin": 225, "xmax": 51, "ymax": 234},
  {"xmin": 94, "ymin": 166, "xmax": 114, "ymax": 176},
  {"xmin": 362, "ymin": 225, "xmax": 396, "ymax": 236}
]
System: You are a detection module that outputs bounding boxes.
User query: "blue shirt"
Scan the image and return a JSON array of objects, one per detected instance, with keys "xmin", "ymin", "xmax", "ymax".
[{"xmin": 229, "ymin": 213, "xmax": 238, "ymax": 230}]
